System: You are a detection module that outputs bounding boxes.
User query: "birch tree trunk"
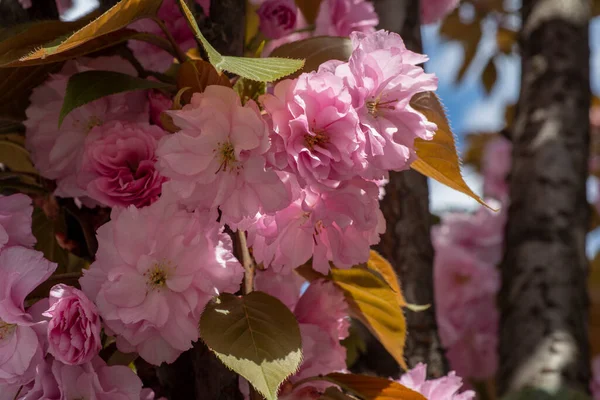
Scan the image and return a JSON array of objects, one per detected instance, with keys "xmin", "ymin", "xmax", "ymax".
[
  {"xmin": 498, "ymin": 0, "xmax": 591, "ymax": 395},
  {"xmin": 353, "ymin": 0, "xmax": 448, "ymax": 378}
]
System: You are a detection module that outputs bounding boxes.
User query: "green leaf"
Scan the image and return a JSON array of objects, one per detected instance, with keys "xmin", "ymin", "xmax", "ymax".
[
  {"xmin": 199, "ymin": 291, "xmax": 303, "ymax": 400},
  {"xmin": 59, "ymin": 70, "xmax": 173, "ymax": 127},
  {"xmin": 179, "ymin": 0, "xmax": 304, "ymax": 81},
  {"xmin": 233, "ymin": 77, "xmax": 266, "ymax": 105},
  {"xmin": 326, "ymin": 373, "xmax": 427, "ymax": 400},
  {"xmin": 269, "ymin": 36, "xmax": 353, "ymax": 79},
  {"xmin": 0, "ymin": 134, "xmax": 37, "ymax": 174}
]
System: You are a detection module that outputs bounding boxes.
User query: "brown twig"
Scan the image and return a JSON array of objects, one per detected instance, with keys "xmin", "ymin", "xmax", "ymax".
[{"xmin": 153, "ymin": 17, "xmax": 188, "ymax": 64}]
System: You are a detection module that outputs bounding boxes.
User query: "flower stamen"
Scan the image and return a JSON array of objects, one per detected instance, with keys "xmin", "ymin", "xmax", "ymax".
[
  {"xmin": 366, "ymin": 98, "xmax": 397, "ymax": 117},
  {"xmin": 305, "ymin": 130, "xmax": 329, "ymax": 151},
  {"xmin": 145, "ymin": 260, "xmax": 174, "ymax": 290},
  {"xmin": 215, "ymin": 142, "xmax": 238, "ymax": 173},
  {"xmin": 0, "ymin": 320, "xmax": 16, "ymax": 340}
]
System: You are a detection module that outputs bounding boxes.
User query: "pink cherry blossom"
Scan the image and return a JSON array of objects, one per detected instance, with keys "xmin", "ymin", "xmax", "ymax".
[
  {"xmin": 148, "ymin": 90, "xmax": 173, "ymax": 128},
  {"xmin": 25, "ymin": 56, "xmax": 148, "ymax": 202},
  {"xmin": 17, "ymin": 0, "xmax": 31, "ymax": 9},
  {"xmin": 592, "ymin": 356, "xmax": 600, "ymax": 399},
  {"xmin": 80, "ymin": 201, "xmax": 243, "ymax": 365},
  {"xmin": 262, "ymin": 71, "xmax": 367, "ymax": 189},
  {"xmin": 257, "ymin": 0, "xmax": 297, "ymax": 39},
  {"xmin": 254, "ymin": 268, "xmax": 305, "ymax": 311},
  {"xmin": 324, "ymin": 30, "xmax": 438, "ymax": 175},
  {"xmin": 248, "ymin": 179, "xmax": 385, "ymax": 274},
  {"xmin": 55, "ymin": 0, "xmax": 72, "ymax": 15},
  {"xmin": 482, "ymin": 136, "xmax": 511, "ymax": 201},
  {"xmin": 157, "ymin": 85, "xmax": 289, "ymax": 224},
  {"xmin": 399, "ymin": 363, "xmax": 475, "ymax": 400},
  {"xmin": 77, "ymin": 121, "xmax": 167, "ymax": 208},
  {"xmin": 23, "ymin": 356, "xmax": 143, "ymax": 400},
  {"xmin": 433, "ymin": 205, "xmax": 506, "ymax": 268},
  {"xmin": 128, "ymin": 0, "xmax": 199, "ymax": 71},
  {"xmin": 0, "ymin": 247, "xmax": 57, "ymax": 387},
  {"xmin": 43, "ymin": 284, "xmax": 101, "ymax": 365},
  {"xmin": 432, "ymin": 204, "xmax": 504, "ymax": 380},
  {"xmin": 314, "ymin": 0, "xmax": 378, "ymax": 37},
  {"xmin": 0, "ymin": 194, "xmax": 35, "ymax": 251}
]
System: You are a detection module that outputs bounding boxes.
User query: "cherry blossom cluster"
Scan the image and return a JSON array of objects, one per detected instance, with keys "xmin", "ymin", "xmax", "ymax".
[{"xmin": 0, "ymin": 194, "xmax": 163, "ymax": 399}]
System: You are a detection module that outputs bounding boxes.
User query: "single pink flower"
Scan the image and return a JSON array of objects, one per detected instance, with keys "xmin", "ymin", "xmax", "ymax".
[
  {"xmin": 482, "ymin": 136, "xmax": 511, "ymax": 201},
  {"xmin": 399, "ymin": 363, "xmax": 475, "ymax": 400},
  {"xmin": 128, "ymin": 0, "xmax": 200, "ymax": 71},
  {"xmin": 42, "ymin": 284, "xmax": 101, "ymax": 365},
  {"xmin": 0, "ymin": 247, "xmax": 57, "ymax": 387},
  {"xmin": 257, "ymin": 0, "xmax": 297, "ymax": 39},
  {"xmin": 248, "ymin": 178, "xmax": 385, "ymax": 274},
  {"xmin": 55, "ymin": 0, "xmax": 72, "ymax": 15},
  {"xmin": 314, "ymin": 0, "xmax": 378, "ymax": 37},
  {"xmin": 421, "ymin": 0, "xmax": 460, "ymax": 25},
  {"xmin": 148, "ymin": 90, "xmax": 173, "ymax": 128},
  {"xmin": 157, "ymin": 85, "xmax": 290, "ymax": 225},
  {"xmin": 324, "ymin": 30, "xmax": 438, "ymax": 175},
  {"xmin": 25, "ymin": 56, "xmax": 149, "ymax": 202},
  {"xmin": 80, "ymin": 201, "xmax": 243, "ymax": 365},
  {"xmin": 77, "ymin": 121, "xmax": 167, "ymax": 208},
  {"xmin": 0, "ymin": 194, "xmax": 35, "ymax": 251},
  {"xmin": 262, "ymin": 71, "xmax": 367, "ymax": 189}
]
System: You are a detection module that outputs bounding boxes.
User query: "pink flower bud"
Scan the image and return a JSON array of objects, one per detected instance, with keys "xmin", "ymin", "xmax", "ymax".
[{"xmin": 257, "ymin": 0, "xmax": 297, "ymax": 40}]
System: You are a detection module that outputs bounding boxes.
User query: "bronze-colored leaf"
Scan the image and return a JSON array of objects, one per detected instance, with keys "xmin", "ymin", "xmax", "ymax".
[
  {"xmin": 176, "ymin": 60, "xmax": 231, "ymax": 104},
  {"xmin": 410, "ymin": 91, "xmax": 491, "ymax": 209},
  {"xmin": 326, "ymin": 373, "xmax": 427, "ymax": 400},
  {"xmin": 496, "ymin": 27, "xmax": 517, "ymax": 54},
  {"xmin": 295, "ymin": 0, "xmax": 323, "ymax": 24}
]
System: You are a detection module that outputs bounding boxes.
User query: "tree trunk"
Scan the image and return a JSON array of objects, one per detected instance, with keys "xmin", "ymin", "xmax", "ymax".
[
  {"xmin": 156, "ymin": 2, "xmax": 246, "ymax": 399},
  {"xmin": 498, "ymin": 0, "xmax": 591, "ymax": 396},
  {"xmin": 352, "ymin": 0, "xmax": 448, "ymax": 379}
]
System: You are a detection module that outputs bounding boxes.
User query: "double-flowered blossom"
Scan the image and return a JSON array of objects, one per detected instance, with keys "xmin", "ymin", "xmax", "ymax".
[
  {"xmin": 398, "ymin": 363, "xmax": 475, "ymax": 400},
  {"xmin": 80, "ymin": 200, "xmax": 243, "ymax": 365},
  {"xmin": 43, "ymin": 284, "xmax": 101, "ymax": 365},
  {"xmin": 77, "ymin": 121, "xmax": 167, "ymax": 208},
  {"xmin": 433, "ymin": 204, "xmax": 505, "ymax": 380},
  {"xmin": 0, "ymin": 247, "xmax": 57, "ymax": 387},
  {"xmin": 314, "ymin": 0, "xmax": 378, "ymax": 37},
  {"xmin": 25, "ymin": 56, "xmax": 148, "ymax": 202},
  {"xmin": 320, "ymin": 30, "xmax": 438, "ymax": 175},
  {"xmin": 257, "ymin": 0, "xmax": 298, "ymax": 39},
  {"xmin": 247, "ymin": 178, "xmax": 384, "ymax": 274},
  {"xmin": 156, "ymin": 85, "xmax": 289, "ymax": 225}
]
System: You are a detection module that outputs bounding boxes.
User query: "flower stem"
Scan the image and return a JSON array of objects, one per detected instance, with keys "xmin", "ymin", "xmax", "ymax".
[
  {"xmin": 238, "ymin": 230, "xmax": 255, "ymax": 295},
  {"xmin": 153, "ymin": 17, "xmax": 188, "ymax": 64}
]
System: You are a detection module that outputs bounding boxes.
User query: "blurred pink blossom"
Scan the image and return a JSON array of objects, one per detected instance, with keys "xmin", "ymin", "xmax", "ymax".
[
  {"xmin": 314, "ymin": 0, "xmax": 378, "ymax": 37},
  {"xmin": 592, "ymin": 356, "xmax": 600, "ymax": 399},
  {"xmin": 148, "ymin": 90, "xmax": 173, "ymax": 128},
  {"xmin": 257, "ymin": 0, "xmax": 297, "ymax": 39},
  {"xmin": 399, "ymin": 363, "xmax": 475, "ymax": 400},
  {"xmin": 43, "ymin": 285, "xmax": 101, "ymax": 365},
  {"xmin": 25, "ymin": 56, "xmax": 148, "ymax": 202},
  {"xmin": 157, "ymin": 86, "xmax": 289, "ymax": 225},
  {"xmin": 80, "ymin": 201, "xmax": 243, "ymax": 365},
  {"xmin": 0, "ymin": 194, "xmax": 35, "ymax": 251},
  {"xmin": 77, "ymin": 121, "xmax": 167, "ymax": 208},
  {"xmin": 482, "ymin": 136, "xmax": 512, "ymax": 201}
]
